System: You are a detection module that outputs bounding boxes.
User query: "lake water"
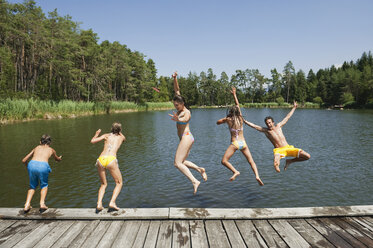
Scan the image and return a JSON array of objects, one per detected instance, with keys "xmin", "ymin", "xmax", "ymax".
[{"xmin": 0, "ymin": 108, "xmax": 372, "ymax": 208}]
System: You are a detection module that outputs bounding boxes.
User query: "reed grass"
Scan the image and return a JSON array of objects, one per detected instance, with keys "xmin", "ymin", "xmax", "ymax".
[{"xmin": 0, "ymin": 99, "xmax": 174, "ymax": 122}]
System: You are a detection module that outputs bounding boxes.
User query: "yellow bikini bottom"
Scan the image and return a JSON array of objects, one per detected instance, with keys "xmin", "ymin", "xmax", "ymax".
[{"xmin": 97, "ymin": 156, "xmax": 117, "ymax": 168}]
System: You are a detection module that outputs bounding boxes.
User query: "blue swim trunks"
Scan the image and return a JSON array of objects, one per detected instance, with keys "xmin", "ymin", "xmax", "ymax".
[{"xmin": 27, "ymin": 160, "xmax": 51, "ymax": 189}]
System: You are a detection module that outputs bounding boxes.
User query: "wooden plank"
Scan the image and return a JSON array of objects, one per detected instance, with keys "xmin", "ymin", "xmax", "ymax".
[
  {"xmin": 143, "ymin": 220, "xmax": 161, "ymax": 248},
  {"xmin": 318, "ymin": 218, "xmax": 366, "ymax": 248},
  {"xmin": 222, "ymin": 220, "xmax": 246, "ymax": 248},
  {"xmin": 205, "ymin": 220, "xmax": 230, "ymax": 248},
  {"xmin": 0, "ymin": 220, "xmax": 16, "ymax": 233},
  {"xmin": 50, "ymin": 221, "xmax": 89, "ymax": 248},
  {"xmin": 0, "ymin": 220, "xmax": 31, "ymax": 245},
  {"xmin": 331, "ymin": 218, "xmax": 373, "ymax": 247},
  {"xmin": 169, "ymin": 205, "xmax": 373, "ymax": 219},
  {"xmin": 347, "ymin": 217, "xmax": 373, "ymax": 232},
  {"xmin": 0, "ymin": 220, "xmax": 42, "ymax": 248},
  {"xmin": 34, "ymin": 221, "xmax": 75, "ymax": 248},
  {"xmin": 269, "ymin": 219, "xmax": 310, "ymax": 248},
  {"xmin": 306, "ymin": 218, "xmax": 354, "ymax": 248},
  {"xmin": 80, "ymin": 220, "xmax": 111, "ymax": 248},
  {"xmin": 252, "ymin": 220, "xmax": 288, "ymax": 248},
  {"xmin": 287, "ymin": 219, "xmax": 334, "ymax": 248},
  {"xmin": 362, "ymin": 217, "xmax": 373, "ymax": 225},
  {"xmin": 156, "ymin": 221, "xmax": 173, "ymax": 248},
  {"xmin": 112, "ymin": 221, "xmax": 142, "ymax": 247},
  {"xmin": 172, "ymin": 220, "xmax": 190, "ymax": 248},
  {"xmin": 14, "ymin": 220, "xmax": 59, "ymax": 247},
  {"xmin": 131, "ymin": 221, "xmax": 150, "ymax": 247},
  {"xmin": 235, "ymin": 220, "xmax": 268, "ymax": 248},
  {"xmin": 359, "ymin": 217, "xmax": 373, "ymax": 229},
  {"xmin": 343, "ymin": 217, "xmax": 373, "ymax": 240},
  {"xmin": 0, "ymin": 208, "xmax": 169, "ymax": 220},
  {"xmin": 189, "ymin": 220, "xmax": 208, "ymax": 248},
  {"xmin": 96, "ymin": 221, "xmax": 123, "ymax": 248},
  {"xmin": 68, "ymin": 220, "xmax": 100, "ymax": 248}
]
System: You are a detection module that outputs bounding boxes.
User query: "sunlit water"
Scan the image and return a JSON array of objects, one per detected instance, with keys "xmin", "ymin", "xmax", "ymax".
[{"xmin": 1, "ymin": 108, "xmax": 372, "ymax": 208}]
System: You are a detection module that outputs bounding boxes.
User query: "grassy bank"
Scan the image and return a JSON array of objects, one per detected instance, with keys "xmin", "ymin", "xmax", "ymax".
[
  {"xmin": 191, "ymin": 102, "xmax": 321, "ymax": 109},
  {"xmin": 0, "ymin": 99, "xmax": 174, "ymax": 123}
]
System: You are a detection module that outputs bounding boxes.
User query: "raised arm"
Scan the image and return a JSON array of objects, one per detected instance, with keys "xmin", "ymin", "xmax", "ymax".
[
  {"xmin": 52, "ymin": 149, "xmax": 62, "ymax": 162},
  {"xmin": 278, "ymin": 101, "xmax": 297, "ymax": 127},
  {"xmin": 243, "ymin": 119, "xmax": 266, "ymax": 132},
  {"xmin": 172, "ymin": 71, "xmax": 180, "ymax": 96},
  {"xmin": 231, "ymin": 87, "xmax": 242, "ymax": 115},
  {"xmin": 216, "ymin": 117, "xmax": 228, "ymax": 125},
  {"xmin": 90, "ymin": 129, "xmax": 107, "ymax": 144},
  {"xmin": 22, "ymin": 149, "xmax": 35, "ymax": 164}
]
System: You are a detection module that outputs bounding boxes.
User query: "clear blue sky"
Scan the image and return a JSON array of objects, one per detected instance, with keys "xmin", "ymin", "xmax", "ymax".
[{"xmin": 9, "ymin": 0, "xmax": 373, "ymax": 78}]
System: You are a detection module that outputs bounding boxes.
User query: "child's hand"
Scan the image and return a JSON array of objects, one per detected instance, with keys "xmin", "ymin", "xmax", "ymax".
[
  {"xmin": 58, "ymin": 155, "xmax": 62, "ymax": 161},
  {"xmin": 172, "ymin": 71, "xmax": 178, "ymax": 78},
  {"xmin": 95, "ymin": 129, "xmax": 101, "ymax": 135},
  {"xmin": 230, "ymin": 87, "xmax": 236, "ymax": 95}
]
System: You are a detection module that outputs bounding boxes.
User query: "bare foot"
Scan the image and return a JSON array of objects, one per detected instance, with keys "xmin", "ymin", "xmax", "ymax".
[
  {"xmin": 96, "ymin": 203, "xmax": 104, "ymax": 213},
  {"xmin": 199, "ymin": 167, "xmax": 207, "ymax": 181},
  {"xmin": 108, "ymin": 203, "xmax": 120, "ymax": 211},
  {"xmin": 256, "ymin": 177, "xmax": 264, "ymax": 186},
  {"xmin": 23, "ymin": 204, "xmax": 32, "ymax": 213},
  {"xmin": 284, "ymin": 159, "xmax": 292, "ymax": 171},
  {"xmin": 193, "ymin": 180, "xmax": 200, "ymax": 195},
  {"xmin": 274, "ymin": 164, "xmax": 280, "ymax": 173},
  {"xmin": 230, "ymin": 171, "xmax": 240, "ymax": 181},
  {"xmin": 39, "ymin": 204, "xmax": 48, "ymax": 213}
]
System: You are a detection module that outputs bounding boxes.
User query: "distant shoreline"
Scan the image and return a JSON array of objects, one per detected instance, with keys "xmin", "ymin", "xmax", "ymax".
[{"xmin": 2, "ymin": 100, "xmax": 370, "ymax": 125}]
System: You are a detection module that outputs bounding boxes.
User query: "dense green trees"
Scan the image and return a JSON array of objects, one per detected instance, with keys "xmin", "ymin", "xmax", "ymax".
[
  {"xmin": 0, "ymin": 0, "xmax": 157, "ymax": 103},
  {"xmin": 1, "ymin": 1, "xmax": 372, "ymax": 108}
]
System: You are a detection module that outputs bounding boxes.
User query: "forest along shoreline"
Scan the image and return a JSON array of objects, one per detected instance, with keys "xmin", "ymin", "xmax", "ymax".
[
  {"xmin": 0, "ymin": 100, "xmax": 174, "ymax": 125},
  {"xmin": 0, "ymin": 99, "xmax": 327, "ymax": 125}
]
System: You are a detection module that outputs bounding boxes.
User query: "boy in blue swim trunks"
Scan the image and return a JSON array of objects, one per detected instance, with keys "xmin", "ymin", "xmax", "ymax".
[{"xmin": 22, "ymin": 134, "xmax": 62, "ymax": 213}]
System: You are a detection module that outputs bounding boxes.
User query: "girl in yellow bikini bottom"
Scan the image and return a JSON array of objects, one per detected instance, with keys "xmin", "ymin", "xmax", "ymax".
[
  {"xmin": 97, "ymin": 156, "xmax": 117, "ymax": 168},
  {"xmin": 273, "ymin": 145, "xmax": 301, "ymax": 158},
  {"xmin": 232, "ymin": 140, "xmax": 247, "ymax": 150}
]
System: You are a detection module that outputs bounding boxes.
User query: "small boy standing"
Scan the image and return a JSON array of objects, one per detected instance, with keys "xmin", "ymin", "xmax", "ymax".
[{"xmin": 22, "ymin": 134, "xmax": 62, "ymax": 213}]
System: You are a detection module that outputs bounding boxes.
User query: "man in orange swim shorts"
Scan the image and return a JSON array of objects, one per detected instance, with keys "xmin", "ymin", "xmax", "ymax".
[{"xmin": 243, "ymin": 101, "xmax": 310, "ymax": 172}]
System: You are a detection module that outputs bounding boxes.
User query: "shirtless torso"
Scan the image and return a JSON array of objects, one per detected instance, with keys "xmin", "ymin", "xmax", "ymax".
[{"xmin": 244, "ymin": 102, "xmax": 310, "ymax": 172}]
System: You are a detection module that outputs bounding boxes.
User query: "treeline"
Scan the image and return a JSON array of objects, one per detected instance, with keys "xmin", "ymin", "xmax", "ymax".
[
  {"xmin": 0, "ymin": 0, "xmax": 157, "ymax": 103},
  {"xmin": 1, "ymin": 1, "xmax": 372, "ymax": 108},
  {"xmin": 156, "ymin": 52, "xmax": 373, "ymax": 108}
]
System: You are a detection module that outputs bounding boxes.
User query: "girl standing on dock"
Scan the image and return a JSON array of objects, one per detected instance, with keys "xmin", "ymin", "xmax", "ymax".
[
  {"xmin": 216, "ymin": 87, "xmax": 264, "ymax": 185},
  {"xmin": 90, "ymin": 122, "xmax": 125, "ymax": 212},
  {"xmin": 169, "ymin": 71, "xmax": 207, "ymax": 194}
]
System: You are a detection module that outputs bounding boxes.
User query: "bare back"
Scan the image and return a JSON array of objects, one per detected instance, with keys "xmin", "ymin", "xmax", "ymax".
[
  {"xmin": 226, "ymin": 117, "xmax": 245, "ymax": 142},
  {"xmin": 100, "ymin": 133, "xmax": 125, "ymax": 157},
  {"xmin": 31, "ymin": 145, "xmax": 54, "ymax": 162}
]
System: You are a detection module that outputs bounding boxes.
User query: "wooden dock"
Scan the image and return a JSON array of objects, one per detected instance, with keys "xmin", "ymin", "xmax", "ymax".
[{"xmin": 0, "ymin": 205, "xmax": 372, "ymax": 247}]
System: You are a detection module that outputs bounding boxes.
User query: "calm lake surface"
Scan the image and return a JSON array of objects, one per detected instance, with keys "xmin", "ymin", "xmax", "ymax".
[{"xmin": 1, "ymin": 108, "xmax": 372, "ymax": 208}]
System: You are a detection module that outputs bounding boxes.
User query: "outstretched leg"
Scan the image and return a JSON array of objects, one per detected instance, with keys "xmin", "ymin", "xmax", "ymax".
[
  {"xmin": 174, "ymin": 137, "xmax": 200, "ymax": 194},
  {"xmin": 284, "ymin": 150, "xmax": 311, "ymax": 171},
  {"xmin": 96, "ymin": 164, "xmax": 107, "ymax": 211},
  {"xmin": 107, "ymin": 160, "xmax": 123, "ymax": 211},
  {"xmin": 221, "ymin": 145, "xmax": 240, "ymax": 181},
  {"xmin": 273, "ymin": 154, "xmax": 281, "ymax": 172},
  {"xmin": 241, "ymin": 147, "xmax": 264, "ymax": 186},
  {"xmin": 183, "ymin": 161, "xmax": 207, "ymax": 181}
]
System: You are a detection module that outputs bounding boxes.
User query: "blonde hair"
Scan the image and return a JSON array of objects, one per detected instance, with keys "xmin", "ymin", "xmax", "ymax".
[{"xmin": 111, "ymin": 122, "xmax": 122, "ymax": 134}]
